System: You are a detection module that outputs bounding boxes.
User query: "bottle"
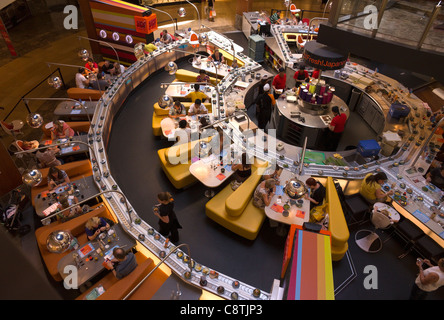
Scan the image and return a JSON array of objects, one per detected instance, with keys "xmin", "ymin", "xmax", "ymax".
[{"xmin": 164, "ymin": 238, "xmax": 170, "ymax": 248}]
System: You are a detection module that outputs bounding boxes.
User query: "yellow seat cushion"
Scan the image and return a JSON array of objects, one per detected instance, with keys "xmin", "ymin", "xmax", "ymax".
[
  {"xmin": 158, "ymin": 148, "xmax": 196, "ymax": 189},
  {"xmin": 225, "ymin": 166, "xmax": 265, "ymax": 217},
  {"xmin": 152, "ymin": 113, "xmax": 164, "ymax": 136},
  {"xmin": 153, "ymin": 102, "xmax": 212, "ymax": 116},
  {"xmin": 218, "ymin": 48, "xmax": 245, "ymax": 67},
  {"xmin": 326, "ymin": 176, "xmax": 350, "ymax": 261},
  {"xmin": 205, "ymin": 162, "xmax": 268, "ymax": 240},
  {"xmin": 175, "ymin": 69, "xmax": 217, "ymax": 85}
]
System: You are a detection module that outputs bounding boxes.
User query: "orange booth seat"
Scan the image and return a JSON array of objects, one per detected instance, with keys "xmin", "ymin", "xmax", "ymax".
[
  {"xmin": 76, "ymin": 251, "xmax": 169, "ymax": 300},
  {"xmin": 31, "ymin": 159, "xmax": 93, "ymax": 206},
  {"xmin": 34, "ymin": 203, "xmax": 116, "ymax": 282},
  {"xmin": 67, "ymin": 88, "xmax": 102, "ymax": 101},
  {"xmin": 41, "ymin": 121, "xmax": 90, "ymax": 139}
]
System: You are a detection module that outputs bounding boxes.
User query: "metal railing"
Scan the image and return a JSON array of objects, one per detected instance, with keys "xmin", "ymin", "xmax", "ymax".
[{"xmin": 122, "ymin": 243, "xmax": 192, "ymax": 300}]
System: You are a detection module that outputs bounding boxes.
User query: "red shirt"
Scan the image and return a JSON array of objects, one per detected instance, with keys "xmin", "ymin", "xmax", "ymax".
[
  {"xmin": 330, "ymin": 113, "xmax": 347, "ymax": 133},
  {"xmin": 85, "ymin": 62, "xmax": 98, "ymax": 72},
  {"xmin": 312, "ymin": 70, "xmax": 320, "ymax": 79},
  {"xmin": 293, "ymin": 70, "xmax": 309, "ymax": 81},
  {"xmin": 272, "ymin": 74, "xmax": 287, "ymax": 90}
]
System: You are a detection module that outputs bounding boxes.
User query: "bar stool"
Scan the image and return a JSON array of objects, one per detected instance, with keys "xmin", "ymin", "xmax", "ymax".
[
  {"xmin": 413, "ymin": 235, "xmax": 444, "ymax": 265},
  {"xmin": 355, "ymin": 209, "xmax": 394, "ymax": 253},
  {"xmin": 393, "ymin": 218, "xmax": 424, "ymax": 259},
  {"xmin": 344, "ymin": 193, "xmax": 371, "ymax": 226}
]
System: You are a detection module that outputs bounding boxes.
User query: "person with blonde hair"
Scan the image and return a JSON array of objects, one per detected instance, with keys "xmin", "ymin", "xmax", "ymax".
[
  {"xmin": 85, "ymin": 216, "xmax": 110, "ymax": 241},
  {"xmin": 153, "ymin": 192, "xmax": 182, "ymax": 243},
  {"xmin": 253, "ymin": 178, "xmax": 276, "ymax": 209}
]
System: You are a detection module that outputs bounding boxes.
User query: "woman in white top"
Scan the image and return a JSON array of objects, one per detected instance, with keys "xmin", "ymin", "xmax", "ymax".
[{"xmin": 410, "ymin": 258, "xmax": 444, "ymax": 299}]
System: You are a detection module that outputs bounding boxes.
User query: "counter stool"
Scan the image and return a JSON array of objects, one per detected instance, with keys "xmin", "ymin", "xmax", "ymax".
[
  {"xmin": 344, "ymin": 193, "xmax": 371, "ymax": 226},
  {"xmin": 355, "ymin": 210, "xmax": 393, "ymax": 253},
  {"xmin": 393, "ymin": 218, "xmax": 424, "ymax": 259},
  {"xmin": 413, "ymin": 235, "xmax": 444, "ymax": 265}
]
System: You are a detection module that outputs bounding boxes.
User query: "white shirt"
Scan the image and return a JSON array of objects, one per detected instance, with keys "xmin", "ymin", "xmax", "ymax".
[
  {"xmin": 188, "ymin": 103, "xmax": 208, "ymax": 115},
  {"xmin": 415, "ymin": 266, "xmax": 444, "ymax": 292},
  {"xmin": 75, "ymin": 73, "xmax": 87, "ymax": 89}
]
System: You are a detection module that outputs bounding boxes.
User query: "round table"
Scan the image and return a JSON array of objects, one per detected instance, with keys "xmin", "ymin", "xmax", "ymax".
[{"xmin": 373, "ymin": 202, "xmax": 401, "ymax": 222}]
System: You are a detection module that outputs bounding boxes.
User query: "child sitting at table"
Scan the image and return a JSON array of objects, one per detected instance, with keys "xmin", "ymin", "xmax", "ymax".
[{"xmin": 57, "ymin": 193, "xmax": 82, "ymax": 221}]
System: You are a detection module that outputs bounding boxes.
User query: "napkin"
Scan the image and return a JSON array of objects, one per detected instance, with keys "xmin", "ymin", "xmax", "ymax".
[
  {"xmin": 164, "ymin": 130, "xmax": 172, "ymax": 136},
  {"xmin": 44, "ymin": 140, "xmax": 53, "ymax": 145},
  {"xmin": 216, "ymin": 174, "xmax": 226, "ymax": 181}
]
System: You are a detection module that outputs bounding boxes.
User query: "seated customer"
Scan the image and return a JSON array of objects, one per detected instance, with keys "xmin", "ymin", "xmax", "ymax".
[
  {"xmin": 210, "ymin": 48, "xmax": 225, "ymax": 64},
  {"xmin": 196, "ymin": 70, "xmax": 210, "ymax": 83},
  {"xmin": 50, "ymin": 120, "xmax": 75, "ymax": 140},
  {"xmin": 174, "ymin": 119, "xmax": 191, "ymax": 144},
  {"xmin": 113, "ymin": 62, "xmax": 125, "ymax": 76},
  {"xmin": 90, "ymin": 72, "xmax": 109, "ymax": 91},
  {"xmin": 85, "ymin": 216, "xmax": 111, "ymax": 241},
  {"xmin": 100, "ymin": 60, "xmax": 114, "ymax": 75},
  {"xmin": 185, "ymin": 83, "xmax": 209, "ymax": 103},
  {"xmin": 253, "ymin": 178, "xmax": 276, "ymax": 209},
  {"xmin": 143, "ymin": 42, "xmax": 157, "ymax": 54},
  {"xmin": 188, "ymin": 99, "xmax": 208, "ymax": 116},
  {"xmin": 47, "ymin": 166, "xmax": 70, "ymax": 190},
  {"xmin": 36, "ymin": 144, "xmax": 62, "ymax": 168},
  {"xmin": 305, "ymin": 177, "xmax": 326, "ymax": 210},
  {"xmin": 262, "ymin": 164, "xmax": 282, "ymax": 182},
  {"xmin": 360, "ymin": 172, "xmax": 394, "ymax": 204},
  {"xmin": 231, "ymin": 153, "xmax": 252, "ymax": 190},
  {"xmin": 57, "ymin": 193, "xmax": 82, "ymax": 221},
  {"xmin": 169, "ymin": 101, "xmax": 186, "ymax": 117},
  {"xmin": 160, "ymin": 29, "xmax": 174, "ymax": 44},
  {"xmin": 75, "ymin": 67, "xmax": 89, "ymax": 89},
  {"xmin": 85, "ymin": 58, "xmax": 99, "ymax": 74},
  {"xmin": 426, "ymin": 164, "xmax": 444, "ymax": 190},
  {"xmin": 104, "ymin": 247, "xmax": 138, "ymax": 280}
]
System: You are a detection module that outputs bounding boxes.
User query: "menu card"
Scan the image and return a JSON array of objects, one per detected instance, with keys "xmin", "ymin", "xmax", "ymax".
[
  {"xmin": 271, "ymin": 203, "xmax": 284, "ymax": 213},
  {"xmin": 296, "ymin": 210, "xmax": 305, "ymax": 218},
  {"xmin": 216, "ymin": 173, "xmax": 226, "ymax": 181}
]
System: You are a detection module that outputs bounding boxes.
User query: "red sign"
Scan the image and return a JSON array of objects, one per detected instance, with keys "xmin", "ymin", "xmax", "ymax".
[
  {"xmin": 134, "ymin": 14, "xmax": 158, "ymax": 35},
  {"xmin": 0, "ymin": 17, "xmax": 17, "ymax": 57}
]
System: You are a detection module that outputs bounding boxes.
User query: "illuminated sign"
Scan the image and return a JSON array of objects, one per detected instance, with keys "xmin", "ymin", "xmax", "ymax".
[
  {"xmin": 303, "ymin": 41, "xmax": 348, "ymax": 71},
  {"xmin": 134, "ymin": 14, "xmax": 158, "ymax": 34}
]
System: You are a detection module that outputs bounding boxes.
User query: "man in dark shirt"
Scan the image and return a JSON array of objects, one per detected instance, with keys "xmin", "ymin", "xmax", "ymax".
[{"xmin": 105, "ymin": 247, "xmax": 138, "ymax": 279}]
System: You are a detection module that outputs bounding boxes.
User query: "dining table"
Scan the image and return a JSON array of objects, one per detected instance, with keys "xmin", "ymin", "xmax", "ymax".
[
  {"xmin": 57, "ymin": 223, "xmax": 136, "ymax": 288},
  {"xmin": 264, "ymin": 169, "xmax": 311, "ymax": 235},
  {"xmin": 34, "ymin": 174, "xmax": 100, "ymax": 221}
]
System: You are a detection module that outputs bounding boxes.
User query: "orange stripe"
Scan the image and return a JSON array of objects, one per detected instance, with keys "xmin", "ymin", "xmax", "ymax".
[
  {"xmin": 90, "ymin": 1, "xmax": 145, "ymax": 16},
  {"xmin": 300, "ymin": 231, "xmax": 318, "ymax": 300},
  {"xmin": 317, "ymin": 234, "xmax": 326, "ymax": 300}
]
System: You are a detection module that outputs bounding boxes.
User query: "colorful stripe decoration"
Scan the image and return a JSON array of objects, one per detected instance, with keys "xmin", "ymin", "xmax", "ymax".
[
  {"xmin": 87, "ymin": 0, "xmax": 157, "ymax": 64},
  {"xmin": 287, "ymin": 229, "xmax": 334, "ymax": 300}
]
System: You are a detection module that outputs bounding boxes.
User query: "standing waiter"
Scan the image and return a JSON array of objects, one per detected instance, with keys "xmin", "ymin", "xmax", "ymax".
[
  {"xmin": 257, "ymin": 83, "xmax": 276, "ymax": 133},
  {"xmin": 272, "ymin": 67, "xmax": 287, "ymax": 99},
  {"xmin": 327, "ymin": 106, "xmax": 347, "ymax": 151}
]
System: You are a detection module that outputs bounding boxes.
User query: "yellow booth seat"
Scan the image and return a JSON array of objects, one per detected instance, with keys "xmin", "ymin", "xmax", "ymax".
[
  {"xmin": 205, "ymin": 160, "xmax": 268, "ymax": 240},
  {"xmin": 325, "ymin": 176, "xmax": 350, "ymax": 261},
  {"xmin": 153, "ymin": 102, "xmax": 212, "ymax": 116},
  {"xmin": 152, "ymin": 103, "xmax": 212, "ymax": 136},
  {"xmin": 218, "ymin": 48, "xmax": 245, "ymax": 67},
  {"xmin": 174, "ymin": 69, "xmax": 218, "ymax": 86},
  {"xmin": 158, "ymin": 137, "xmax": 212, "ymax": 189},
  {"xmin": 67, "ymin": 88, "xmax": 102, "ymax": 101}
]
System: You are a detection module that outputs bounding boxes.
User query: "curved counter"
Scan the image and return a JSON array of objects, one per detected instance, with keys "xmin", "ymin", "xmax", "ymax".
[{"xmin": 86, "ymin": 30, "xmax": 443, "ymax": 301}]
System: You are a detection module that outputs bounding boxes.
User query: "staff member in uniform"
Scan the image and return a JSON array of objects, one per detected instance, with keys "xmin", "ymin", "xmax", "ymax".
[
  {"xmin": 326, "ymin": 106, "xmax": 347, "ymax": 151},
  {"xmin": 272, "ymin": 67, "xmax": 286, "ymax": 99},
  {"xmin": 257, "ymin": 83, "xmax": 275, "ymax": 133},
  {"xmin": 293, "ymin": 65, "xmax": 309, "ymax": 87}
]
